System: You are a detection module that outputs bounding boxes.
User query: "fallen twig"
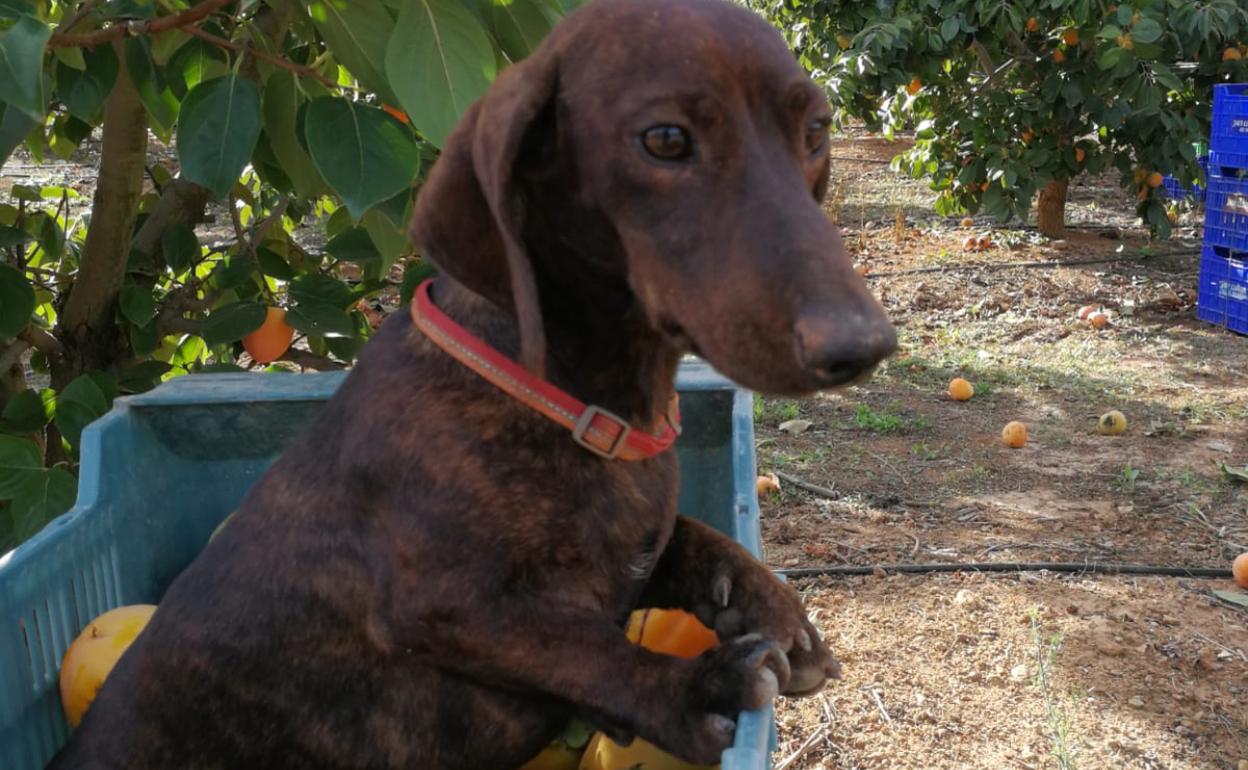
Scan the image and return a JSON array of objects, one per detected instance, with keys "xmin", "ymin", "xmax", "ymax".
[
  {"xmin": 774, "ymin": 471, "xmax": 839, "ymax": 500},
  {"xmin": 863, "ymin": 686, "xmax": 894, "ymax": 729},
  {"xmin": 775, "ymin": 724, "xmax": 829, "ymax": 770}
]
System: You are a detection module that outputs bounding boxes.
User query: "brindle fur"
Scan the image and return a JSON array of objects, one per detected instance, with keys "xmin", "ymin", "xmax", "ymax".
[{"xmin": 48, "ymin": 0, "xmax": 895, "ymax": 767}]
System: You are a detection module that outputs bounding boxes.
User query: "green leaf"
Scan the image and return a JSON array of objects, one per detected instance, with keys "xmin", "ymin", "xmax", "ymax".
[
  {"xmin": 385, "ymin": 0, "xmax": 496, "ymax": 148},
  {"xmin": 304, "ymin": 97, "xmax": 421, "ymax": 219},
  {"xmin": 53, "ymin": 374, "xmax": 109, "ymax": 450},
  {"xmin": 286, "ymin": 301, "xmax": 356, "ymax": 338},
  {"xmin": 166, "ymin": 36, "xmax": 228, "ymax": 97},
  {"xmin": 125, "ymin": 36, "xmax": 179, "ymax": 135},
  {"xmin": 290, "ymin": 273, "xmax": 355, "ymax": 308},
  {"xmin": 209, "ymin": 256, "xmax": 257, "ymax": 291},
  {"xmin": 117, "ymin": 360, "xmax": 172, "ymax": 393},
  {"xmin": 57, "ymin": 45, "xmax": 119, "ymax": 123},
  {"xmin": 256, "ymin": 246, "xmax": 296, "ymax": 280},
  {"xmin": 8, "ymin": 467, "xmax": 76, "ymax": 542},
  {"xmin": 261, "ymin": 70, "xmax": 325, "ymax": 200},
  {"xmin": 0, "ymin": 100, "xmax": 38, "ymax": 170},
  {"xmin": 1213, "ymin": 590, "xmax": 1248, "ymax": 609},
  {"xmin": 362, "ymin": 206, "xmax": 411, "ymax": 270},
  {"xmin": 1219, "ymin": 462, "xmax": 1248, "ymax": 482},
  {"xmin": 400, "ymin": 259, "xmax": 437, "ymax": 305},
  {"xmin": 308, "ymin": 0, "xmax": 399, "ymax": 104},
  {"xmin": 0, "ymin": 0, "xmax": 38, "ymax": 19},
  {"xmin": 1097, "ymin": 46, "xmax": 1126, "ymax": 70},
  {"xmin": 326, "ymin": 226, "xmax": 382, "ymax": 263},
  {"xmin": 482, "ymin": 0, "xmax": 554, "ymax": 60},
  {"xmin": 0, "ymin": 388, "xmax": 51, "ymax": 434},
  {"xmin": 202, "ymin": 301, "xmax": 267, "ymax": 345},
  {"xmin": 0, "ymin": 434, "xmax": 41, "ymax": 497},
  {"xmin": 130, "ymin": 321, "xmax": 158, "ymax": 357},
  {"xmin": 940, "ymin": 16, "xmax": 960, "ymax": 42},
  {"xmin": 0, "ymin": 15, "xmax": 50, "ymax": 120},
  {"xmin": 176, "ymin": 74, "xmax": 262, "ymax": 199},
  {"xmin": 119, "ymin": 284, "xmax": 157, "ymax": 326},
  {"xmin": 1131, "ymin": 17, "xmax": 1162, "ymax": 44},
  {"xmin": 162, "ymin": 221, "xmax": 199, "ymax": 272},
  {"xmin": 0, "ymin": 263, "xmax": 35, "ymax": 336}
]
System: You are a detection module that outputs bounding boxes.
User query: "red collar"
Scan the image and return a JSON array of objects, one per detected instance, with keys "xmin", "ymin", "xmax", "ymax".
[{"xmin": 410, "ymin": 280, "xmax": 680, "ymax": 461}]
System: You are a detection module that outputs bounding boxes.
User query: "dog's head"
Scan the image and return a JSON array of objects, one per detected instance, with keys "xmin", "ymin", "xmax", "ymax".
[{"xmin": 409, "ymin": 0, "xmax": 896, "ymax": 395}]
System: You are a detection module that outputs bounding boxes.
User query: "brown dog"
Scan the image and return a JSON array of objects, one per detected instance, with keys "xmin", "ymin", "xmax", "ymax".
[{"xmin": 48, "ymin": 0, "xmax": 895, "ymax": 767}]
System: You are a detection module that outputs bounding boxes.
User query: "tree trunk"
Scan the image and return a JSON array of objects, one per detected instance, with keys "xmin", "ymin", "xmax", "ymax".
[
  {"xmin": 1037, "ymin": 178, "xmax": 1068, "ymax": 238},
  {"xmin": 54, "ymin": 41, "xmax": 148, "ymax": 388}
]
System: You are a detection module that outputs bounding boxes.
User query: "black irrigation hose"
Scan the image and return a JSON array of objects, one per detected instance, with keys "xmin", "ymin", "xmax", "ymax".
[{"xmin": 776, "ymin": 562, "xmax": 1232, "ymax": 579}]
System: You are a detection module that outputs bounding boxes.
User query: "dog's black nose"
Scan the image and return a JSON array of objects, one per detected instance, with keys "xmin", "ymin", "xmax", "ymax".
[{"xmin": 794, "ymin": 314, "xmax": 897, "ymax": 387}]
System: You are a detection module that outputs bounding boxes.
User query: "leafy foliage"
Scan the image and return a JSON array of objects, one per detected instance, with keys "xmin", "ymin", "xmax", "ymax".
[
  {"xmin": 747, "ymin": 0, "xmax": 1247, "ymax": 233},
  {"xmin": 0, "ymin": 0, "xmax": 579, "ymax": 551}
]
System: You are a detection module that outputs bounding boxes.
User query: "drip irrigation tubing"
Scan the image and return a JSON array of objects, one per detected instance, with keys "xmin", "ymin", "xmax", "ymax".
[{"xmin": 776, "ymin": 561, "xmax": 1232, "ymax": 579}]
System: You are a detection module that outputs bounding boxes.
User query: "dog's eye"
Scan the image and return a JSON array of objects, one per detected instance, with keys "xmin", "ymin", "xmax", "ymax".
[
  {"xmin": 805, "ymin": 118, "xmax": 830, "ymax": 155},
  {"xmin": 641, "ymin": 125, "xmax": 693, "ymax": 161}
]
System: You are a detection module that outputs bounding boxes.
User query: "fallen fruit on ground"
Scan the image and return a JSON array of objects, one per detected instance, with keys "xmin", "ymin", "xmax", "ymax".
[
  {"xmin": 977, "ymin": 234, "xmax": 992, "ymax": 250},
  {"xmin": 963, "ymin": 235, "xmax": 979, "ymax": 251},
  {"xmin": 1088, "ymin": 311, "xmax": 1110, "ymax": 328},
  {"xmin": 60, "ymin": 605, "xmax": 158, "ymax": 727},
  {"xmin": 1001, "ymin": 421, "xmax": 1027, "ymax": 448},
  {"xmin": 960, "ymin": 217, "xmax": 974, "ymax": 228},
  {"xmin": 1234, "ymin": 553, "xmax": 1248, "ymax": 588},
  {"xmin": 757, "ymin": 472, "xmax": 781, "ymax": 496},
  {"xmin": 1097, "ymin": 410, "xmax": 1128, "ymax": 435},
  {"xmin": 1077, "ymin": 305, "xmax": 1097, "ymax": 321},
  {"xmin": 948, "ymin": 377, "xmax": 974, "ymax": 401},
  {"xmin": 242, "ymin": 307, "xmax": 295, "ymax": 364}
]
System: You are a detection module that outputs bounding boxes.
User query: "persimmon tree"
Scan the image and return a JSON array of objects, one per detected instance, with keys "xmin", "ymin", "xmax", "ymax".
[
  {"xmin": 747, "ymin": 0, "xmax": 1244, "ymax": 237},
  {"xmin": 0, "ymin": 0, "xmax": 576, "ymax": 551}
]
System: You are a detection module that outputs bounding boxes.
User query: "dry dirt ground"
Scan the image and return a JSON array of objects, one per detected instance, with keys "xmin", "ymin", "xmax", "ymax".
[{"xmin": 766, "ymin": 131, "xmax": 1248, "ymax": 770}]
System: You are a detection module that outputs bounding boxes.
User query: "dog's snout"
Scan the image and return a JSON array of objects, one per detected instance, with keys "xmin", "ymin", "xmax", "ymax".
[{"xmin": 794, "ymin": 312, "xmax": 898, "ymax": 387}]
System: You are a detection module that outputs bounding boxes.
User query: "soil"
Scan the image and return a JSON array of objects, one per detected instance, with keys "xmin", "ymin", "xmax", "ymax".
[{"xmin": 765, "ymin": 131, "xmax": 1248, "ymax": 770}]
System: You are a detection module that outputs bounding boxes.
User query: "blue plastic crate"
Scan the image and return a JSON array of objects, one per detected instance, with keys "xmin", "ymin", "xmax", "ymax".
[
  {"xmin": 1197, "ymin": 245, "xmax": 1248, "ymax": 335},
  {"xmin": 1202, "ymin": 171, "xmax": 1248, "ymax": 250},
  {"xmin": 1211, "ymin": 83, "xmax": 1248, "ymax": 156},
  {"xmin": 1161, "ymin": 156, "xmax": 1208, "ymax": 202},
  {"xmin": 1207, "ymin": 149, "xmax": 1248, "ymax": 177},
  {"xmin": 0, "ymin": 362, "xmax": 775, "ymax": 770}
]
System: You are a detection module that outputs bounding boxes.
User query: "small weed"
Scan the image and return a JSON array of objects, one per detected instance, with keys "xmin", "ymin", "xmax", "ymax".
[
  {"xmin": 754, "ymin": 398, "xmax": 801, "ymax": 424},
  {"xmin": 855, "ymin": 404, "xmax": 902, "ymax": 432},
  {"xmin": 1030, "ymin": 612, "xmax": 1079, "ymax": 770},
  {"xmin": 1116, "ymin": 463, "xmax": 1140, "ymax": 494},
  {"xmin": 910, "ymin": 442, "xmax": 943, "ymax": 460},
  {"xmin": 973, "ymin": 381, "xmax": 993, "ymax": 397},
  {"xmin": 855, "ymin": 403, "xmax": 928, "ymax": 433}
]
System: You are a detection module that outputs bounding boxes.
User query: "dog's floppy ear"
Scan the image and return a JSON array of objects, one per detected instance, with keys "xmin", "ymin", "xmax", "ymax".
[{"xmin": 408, "ymin": 50, "xmax": 558, "ymax": 375}]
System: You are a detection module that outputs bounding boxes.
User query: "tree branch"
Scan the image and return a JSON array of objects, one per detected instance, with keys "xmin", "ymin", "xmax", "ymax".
[
  {"xmin": 969, "ymin": 38, "xmax": 998, "ymax": 74},
  {"xmin": 49, "ymin": 0, "xmax": 235, "ymax": 48},
  {"xmin": 0, "ymin": 341, "xmax": 30, "ymax": 374},
  {"xmin": 279, "ymin": 348, "xmax": 348, "ymax": 371},
  {"xmin": 20, "ymin": 326, "xmax": 64, "ymax": 359},
  {"xmin": 182, "ymin": 25, "xmax": 343, "ymax": 90}
]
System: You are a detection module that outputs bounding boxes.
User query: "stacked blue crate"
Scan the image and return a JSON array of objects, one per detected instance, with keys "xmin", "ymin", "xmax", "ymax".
[
  {"xmin": 1200, "ymin": 85, "xmax": 1248, "ymax": 334},
  {"xmin": 1161, "ymin": 156, "xmax": 1207, "ymax": 203}
]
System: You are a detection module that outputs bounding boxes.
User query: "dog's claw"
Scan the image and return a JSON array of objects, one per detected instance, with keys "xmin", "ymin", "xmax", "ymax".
[{"xmin": 713, "ymin": 574, "xmax": 732, "ymax": 608}]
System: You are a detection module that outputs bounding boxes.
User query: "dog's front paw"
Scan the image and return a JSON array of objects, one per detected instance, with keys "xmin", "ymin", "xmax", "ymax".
[
  {"xmin": 695, "ymin": 569, "xmax": 841, "ymax": 697},
  {"xmin": 651, "ymin": 634, "xmax": 788, "ymax": 764}
]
